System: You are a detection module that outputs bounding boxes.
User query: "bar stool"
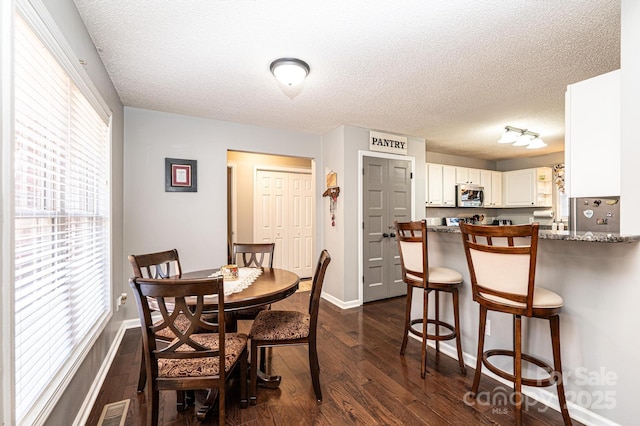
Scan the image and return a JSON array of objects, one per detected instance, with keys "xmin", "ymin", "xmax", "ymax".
[
  {"xmin": 395, "ymin": 220, "xmax": 466, "ymax": 378},
  {"xmin": 459, "ymin": 222, "xmax": 571, "ymax": 425}
]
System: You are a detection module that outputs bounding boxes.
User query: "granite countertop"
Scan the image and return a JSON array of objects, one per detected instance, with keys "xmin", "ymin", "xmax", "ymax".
[{"xmin": 427, "ymin": 225, "xmax": 640, "ymax": 243}]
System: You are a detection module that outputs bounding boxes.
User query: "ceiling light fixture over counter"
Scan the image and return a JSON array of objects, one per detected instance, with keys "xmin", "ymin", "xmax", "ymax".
[
  {"xmin": 270, "ymin": 58, "xmax": 310, "ymax": 86},
  {"xmin": 498, "ymin": 125, "xmax": 547, "ymax": 149}
]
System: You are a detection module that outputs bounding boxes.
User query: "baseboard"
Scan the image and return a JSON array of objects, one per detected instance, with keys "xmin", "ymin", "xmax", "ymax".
[
  {"xmin": 72, "ymin": 319, "xmax": 140, "ymax": 426},
  {"xmin": 320, "ymin": 292, "xmax": 361, "ymax": 309},
  {"xmin": 410, "ymin": 335, "xmax": 620, "ymax": 426}
]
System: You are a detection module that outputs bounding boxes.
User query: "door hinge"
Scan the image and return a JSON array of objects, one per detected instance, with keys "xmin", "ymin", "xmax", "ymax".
[{"xmin": 410, "ymin": 172, "xmax": 413, "ymax": 179}]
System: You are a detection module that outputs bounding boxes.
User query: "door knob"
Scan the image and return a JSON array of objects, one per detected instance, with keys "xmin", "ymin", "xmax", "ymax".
[
  {"xmin": 382, "ymin": 233, "xmax": 389, "ymax": 238},
  {"xmin": 389, "ymin": 232, "xmax": 396, "ymax": 238}
]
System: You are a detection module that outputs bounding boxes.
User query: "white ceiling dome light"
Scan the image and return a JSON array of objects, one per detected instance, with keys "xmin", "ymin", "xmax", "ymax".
[{"xmin": 270, "ymin": 58, "xmax": 310, "ymax": 86}]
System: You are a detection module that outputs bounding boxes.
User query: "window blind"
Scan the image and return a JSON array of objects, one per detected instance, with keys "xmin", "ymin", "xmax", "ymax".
[{"xmin": 13, "ymin": 12, "xmax": 111, "ymax": 424}]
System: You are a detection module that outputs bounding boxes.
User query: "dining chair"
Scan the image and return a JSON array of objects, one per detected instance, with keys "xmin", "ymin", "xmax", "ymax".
[
  {"xmin": 248, "ymin": 249, "xmax": 331, "ymax": 405},
  {"xmin": 395, "ymin": 220, "xmax": 466, "ymax": 378},
  {"xmin": 128, "ymin": 249, "xmax": 185, "ymax": 394},
  {"xmin": 459, "ymin": 222, "xmax": 571, "ymax": 425},
  {"xmin": 129, "ymin": 275, "xmax": 248, "ymax": 425},
  {"xmin": 231, "ymin": 242, "xmax": 276, "ymax": 370},
  {"xmin": 232, "ymin": 242, "xmax": 275, "ymax": 270}
]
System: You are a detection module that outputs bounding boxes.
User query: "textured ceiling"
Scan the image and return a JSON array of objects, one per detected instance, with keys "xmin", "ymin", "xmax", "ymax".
[{"xmin": 73, "ymin": 0, "xmax": 620, "ymax": 161}]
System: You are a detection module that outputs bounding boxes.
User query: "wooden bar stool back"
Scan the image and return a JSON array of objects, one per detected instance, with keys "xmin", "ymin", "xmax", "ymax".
[
  {"xmin": 395, "ymin": 220, "xmax": 466, "ymax": 378},
  {"xmin": 459, "ymin": 222, "xmax": 571, "ymax": 425}
]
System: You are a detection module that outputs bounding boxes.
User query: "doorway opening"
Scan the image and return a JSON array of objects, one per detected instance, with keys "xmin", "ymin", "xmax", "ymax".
[{"xmin": 227, "ymin": 150, "xmax": 315, "ymax": 279}]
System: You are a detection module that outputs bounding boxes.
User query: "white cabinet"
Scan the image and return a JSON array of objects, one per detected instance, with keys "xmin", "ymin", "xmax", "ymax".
[
  {"xmin": 481, "ymin": 170, "xmax": 503, "ymax": 207},
  {"xmin": 455, "ymin": 167, "xmax": 480, "ymax": 184},
  {"xmin": 491, "ymin": 172, "xmax": 503, "ymax": 207},
  {"xmin": 503, "ymin": 167, "xmax": 552, "ymax": 207},
  {"xmin": 565, "ymin": 70, "xmax": 620, "ymax": 197},
  {"xmin": 426, "ymin": 163, "xmax": 456, "ymax": 207},
  {"xmin": 426, "ymin": 163, "xmax": 443, "ymax": 206},
  {"xmin": 442, "ymin": 165, "xmax": 456, "ymax": 207}
]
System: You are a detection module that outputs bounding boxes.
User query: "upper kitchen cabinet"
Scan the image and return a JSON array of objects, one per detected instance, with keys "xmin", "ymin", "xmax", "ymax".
[
  {"xmin": 503, "ymin": 167, "xmax": 552, "ymax": 207},
  {"xmin": 426, "ymin": 163, "xmax": 456, "ymax": 207},
  {"xmin": 481, "ymin": 170, "xmax": 503, "ymax": 207},
  {"xmin": 455, "ymin": 167, "xmax": 480, "ymax": 185},
  {"xmin": 565, "ymin": 70, "xmax": 620, "ymax": 197},
  {"xmin": 426, "ymin": 163, "xmax": 443, "ymax": 206}
]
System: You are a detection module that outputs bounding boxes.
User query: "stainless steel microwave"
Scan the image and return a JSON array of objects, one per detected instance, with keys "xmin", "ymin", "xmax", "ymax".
[{"xmin": 456, "ymin": 184, "xmax": 484, "ymax": 207}]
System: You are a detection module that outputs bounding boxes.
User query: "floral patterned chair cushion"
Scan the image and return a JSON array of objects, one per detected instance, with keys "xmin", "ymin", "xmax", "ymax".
[
  {"xmin": 249, "ymin": 310, "xmax": 310, "ymax": 341},
  {"xmin": 157, "ymin": 333, "xmax": 248, "ymax": 378}
]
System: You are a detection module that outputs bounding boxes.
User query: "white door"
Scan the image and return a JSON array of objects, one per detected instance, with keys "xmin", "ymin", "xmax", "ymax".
[
  {"xmin": 288, "ymin": 173, "xmax": 314, "ymax": 277},
  {"xmin": 254, "ymin": 170, "xmax": 313, "ymax": 278}
]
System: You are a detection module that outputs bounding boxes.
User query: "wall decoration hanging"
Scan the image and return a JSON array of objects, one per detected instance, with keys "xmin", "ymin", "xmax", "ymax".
[
  {"xmin": 322, "ymin": 171, "xmax": 340, "ymax": 227},
  {"xmin": 165, "ymin": 158, "xmax": 197, "ymax": 192},
  {"xmin": 553, "ymin": 163, "xmax": 565, "ymax": 194}
]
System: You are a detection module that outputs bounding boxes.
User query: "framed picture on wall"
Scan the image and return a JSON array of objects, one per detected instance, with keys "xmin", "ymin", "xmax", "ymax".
[{"xmin": 165, "ymin": 158, "xmax": 197, "ymax": 192}]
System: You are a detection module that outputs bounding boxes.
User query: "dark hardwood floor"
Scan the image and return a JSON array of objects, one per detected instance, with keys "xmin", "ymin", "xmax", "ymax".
[{"xmin": 86, "ymin": 291, "xmax": 578, "ymax": 425}]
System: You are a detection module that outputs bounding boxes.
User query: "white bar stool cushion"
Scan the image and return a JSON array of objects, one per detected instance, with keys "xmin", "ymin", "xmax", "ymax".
[
  {"xmin": 407, "ymin": 266, "xmax": 462, "ymax": 284},
  {"xmin": 481, "ymin": 286, "xmax": 564, "ymax": 309}
]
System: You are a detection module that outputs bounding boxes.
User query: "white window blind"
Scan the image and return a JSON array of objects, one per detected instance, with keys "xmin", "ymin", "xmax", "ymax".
[{"xmin": 13, "ymin": 11, "xmax": 111, "ymax": 424}]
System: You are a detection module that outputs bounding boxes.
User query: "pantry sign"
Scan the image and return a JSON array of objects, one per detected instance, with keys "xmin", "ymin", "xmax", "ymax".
[{"xmin": 369, "ymin": 131, "xmax": 407, "ymax": 155}]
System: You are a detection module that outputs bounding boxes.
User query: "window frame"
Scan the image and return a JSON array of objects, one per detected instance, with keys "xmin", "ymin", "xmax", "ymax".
[{"xmin": 5, "ymin": 1, "xmax": 113, "ymax": 424}]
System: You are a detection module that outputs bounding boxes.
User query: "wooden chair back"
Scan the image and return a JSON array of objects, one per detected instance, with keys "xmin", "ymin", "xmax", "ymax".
[
  {"xmin": 394, "ymin": 220, "xmax": 429, "ymax": 288},
  {"xmin": 128, "ymin": 249, "xmax": 181, "ymax": 279},
  {"xmin": 232, "ymin": 243, "xmax": 275, "ymax": 268},
  {"xmin": 308, "ymin": 250, "xmax": 331, "ymax": 327},
  {"xmin": 129, "ymin": 275, "xmax": 247, "ymax": 424},
  {"xmin": 459, "ymin": 222, "xmax": 539, "ymax": 317}
]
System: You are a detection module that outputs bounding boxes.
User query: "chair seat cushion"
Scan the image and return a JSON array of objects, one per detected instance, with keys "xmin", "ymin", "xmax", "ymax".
[
  {"xmin": 407, "ymin": 266, "xmax": 463, "ymax": 284},
  {"xmin": 481, "ymin": 286, "xmax": 564, "ymax": 309},
  {"xmin": 157, "ymin": 333, "xmax": 248, "ymax": 378},
  {"xmin": 249, "ymin": 310, "xmax": 310, "ymax": 341}
]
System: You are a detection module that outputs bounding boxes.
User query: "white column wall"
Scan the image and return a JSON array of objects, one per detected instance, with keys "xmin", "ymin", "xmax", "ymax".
[{"xmin": 620, "ymin": 0, "xmax": 640, "ymax": 235}]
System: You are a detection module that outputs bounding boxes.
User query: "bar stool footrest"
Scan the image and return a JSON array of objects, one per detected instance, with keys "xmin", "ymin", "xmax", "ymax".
[
  {"xmin": 483, "ymin": 349, "xmax": 557, "ymax": 387},
  {"xmin": 408, "ymin": 318, "xmax": 457, "ymax": 341}
]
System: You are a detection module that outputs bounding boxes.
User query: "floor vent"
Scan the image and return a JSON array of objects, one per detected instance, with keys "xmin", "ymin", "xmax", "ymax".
[{"xmin": 97, "ymin": 399, "xmax": 130, "ymax": 426}]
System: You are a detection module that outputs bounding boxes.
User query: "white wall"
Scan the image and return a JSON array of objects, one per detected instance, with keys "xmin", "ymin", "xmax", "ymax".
[
  {"xmin": 427, "ymin": 151, "xmax": 496, "ymax": 170},
  {"xmin": 497, "ymin": 151, "xmax": 565, "ymax": 171},
  {"xmin": 318, "ymin": 125, "xmax": 425, "ymax": 306},
  {"xmin": 123, "ymin": 107, "xmax": 323, "ymax": 319},
  {"xmin": 320, "ymin": 126, "xmax": 346, "ymax": 301}
]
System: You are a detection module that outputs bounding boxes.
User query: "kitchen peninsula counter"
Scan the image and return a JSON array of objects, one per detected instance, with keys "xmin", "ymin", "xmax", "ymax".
[
  {"xmin": 427, "ymin": 225, "xmax": 640, "ymax": 243},
  {"xmin": 418, "ymin": 225, "xmax": 640, "ymax": 425}
]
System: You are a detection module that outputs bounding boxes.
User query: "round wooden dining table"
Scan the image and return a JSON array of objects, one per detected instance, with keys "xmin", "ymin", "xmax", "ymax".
[
  {"xmin": 180, "ymin": 267, "xmax": 300, "ymax": 319},
  {"xmin": 180, "ymin": 267, "xmax": 299, "ymax": 392}
]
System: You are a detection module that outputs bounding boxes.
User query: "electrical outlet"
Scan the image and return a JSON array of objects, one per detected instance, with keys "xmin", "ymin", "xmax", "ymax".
[
  {"xmin": 116, "ymin": 292, "xmax": 128, "ymax": 311},
  {"xmin": 485, "ymin": 319, "xmax": 491, "ymax": 336},
  {"xmin": 529, "ymin": 217, "xmax": 534, "ymax": 224}
]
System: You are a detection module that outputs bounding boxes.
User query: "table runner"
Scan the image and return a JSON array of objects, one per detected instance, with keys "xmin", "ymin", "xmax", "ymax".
[{"xmin": 209, "ymin": 267, "xmax": 263, "ymax": 295}]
